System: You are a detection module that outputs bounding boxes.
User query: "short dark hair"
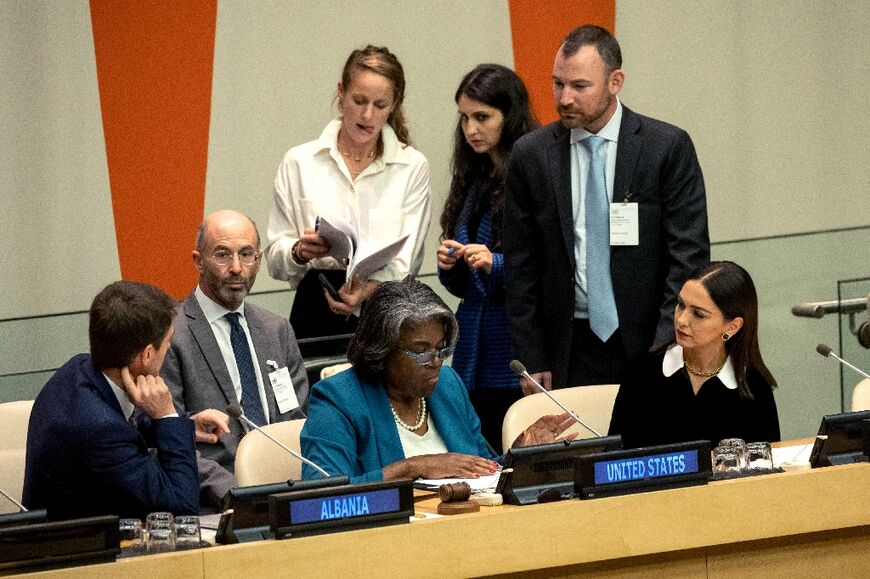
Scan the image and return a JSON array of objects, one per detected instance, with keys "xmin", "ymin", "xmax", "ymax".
[
  {"xmin": 686, "ymin": 261, "xmax": 776, "ymax": 398},
  {"xmin": 89, "ymin": 280, "xmax": 176, "ymax": 369},
  {"xmin": 347, "ymin": 278, "xmax": 458, "ymax": 383},
  {"xmin": 561, "ymin": 24, "xmax": 622, "ymax": 74}
]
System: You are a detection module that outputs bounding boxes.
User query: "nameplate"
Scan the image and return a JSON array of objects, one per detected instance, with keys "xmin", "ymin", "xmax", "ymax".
[
  {"xmin": 269, "ymin": 479, "xmax": 414, "ymax": 539},
  {"xmin": 575, "ymin": 440, "xmax": 711, "ymax": 499}
]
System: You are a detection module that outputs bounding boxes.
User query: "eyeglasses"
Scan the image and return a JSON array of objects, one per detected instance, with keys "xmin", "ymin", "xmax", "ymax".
[
  {"xmin": 402, "ymin": 345, "xmax": 456, "ymax": 367},
  {"xmin": 209, "ymin": 249, "xmax": 261, "ymax": 266}
]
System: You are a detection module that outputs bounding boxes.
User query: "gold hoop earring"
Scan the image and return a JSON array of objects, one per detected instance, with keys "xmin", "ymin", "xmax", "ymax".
[{"xmin": 722, "ymin": 332, "xmax": 730, "ymax": 341}]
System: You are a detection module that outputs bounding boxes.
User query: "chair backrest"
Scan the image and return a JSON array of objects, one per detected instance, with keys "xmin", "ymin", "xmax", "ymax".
[
  {"xmin": 320, "ymin": 362, "xmax": 352, "ymax": 381},
  {"xmin": 234, "ymin": 419, "xmax": 306, "ymax": 486},
  {"xmin": 0, "ymin": 400, "xmax": 35, "ymax": 514},
  {"xmin": 852, "ymin": 378, "xmax": 870, "ymax": 411},
  {"xmin": 501, "ymin": 385, "xmax": 619, "ymax": 452}
]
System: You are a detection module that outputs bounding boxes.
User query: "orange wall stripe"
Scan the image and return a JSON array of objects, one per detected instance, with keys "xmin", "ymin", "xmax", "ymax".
[
  {"xmin": 508, "ymin": 0, "xmax": 616, "ymax": 125},
  {"xmin": 90, "ymin": 0, "xmax": 216, "ymax": 298}
]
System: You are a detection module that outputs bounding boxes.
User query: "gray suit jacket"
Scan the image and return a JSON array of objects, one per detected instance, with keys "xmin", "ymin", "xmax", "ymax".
[
  {"xmin": 504, "ymin": 106, "xmax": 710, "ymax": 387},
  {"xmin": 162, "ymin": 291, "xmax": 309, "ymax": 472}
]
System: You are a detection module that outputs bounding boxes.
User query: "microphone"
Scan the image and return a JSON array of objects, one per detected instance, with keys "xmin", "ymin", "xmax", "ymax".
[
  {"xmin": 816, "ymin": 344, "xmax": 870, "ymax": 380},
  {"xmin": 0, "ymin": 486, "xmax": 28, "ymax": 512},
  {"xmin": 226, "ymin": 404, "xmax": 331, "ymax": 477},
  {"xmin": 509, "ymin": 360, "xmax": 602, "ymax": 437}
]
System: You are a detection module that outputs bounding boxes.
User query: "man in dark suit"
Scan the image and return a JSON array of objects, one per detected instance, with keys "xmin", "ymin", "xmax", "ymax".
[
  {"xmin": 162, "ymin": 210, "xmax": 309, "ymax": 472},
  {"xmin": 23, "ymin": 281, "xmax": 202, "ymax": 520},
  {"xmin": 504, "ymin": 25, "xmax": 710, "ymax": 392}
]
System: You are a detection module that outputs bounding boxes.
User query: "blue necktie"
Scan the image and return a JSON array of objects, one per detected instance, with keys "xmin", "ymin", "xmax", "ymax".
[
  {"xmin": 225, "ymin": 312, "xmax": 267, "ymax": 426},
  {"xmin": 582, "ymin": 136, "xmax": 619, "ymax": 342}
]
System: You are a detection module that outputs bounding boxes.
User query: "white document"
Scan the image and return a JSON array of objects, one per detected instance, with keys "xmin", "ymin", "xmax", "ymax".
[{"xmin": 316, "ymin": 216, "xmax": 409, "ymax": 286}]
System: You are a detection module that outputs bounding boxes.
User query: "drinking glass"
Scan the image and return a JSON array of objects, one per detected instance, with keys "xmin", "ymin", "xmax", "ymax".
[
  {"xmin": 175, "ymin": 515, "xmax": 202, "ymax": 550},
  {"xmin": 717, "ymin": 438, "xmax": 748, "ymax": 470},
  {"xmin": 746, "ymin": 441, "xmax": 773, "ymax": 470},
  {"xmin": 713, "ymin": 446, "xmax": 742, "ymax": 474},
  {"xmin": 118, "ymin": 519, "xmax": 145, "ymax": 557},
  {"xmin": 145, "ymin": 512, "xmax": 176, "ymax": 554}
]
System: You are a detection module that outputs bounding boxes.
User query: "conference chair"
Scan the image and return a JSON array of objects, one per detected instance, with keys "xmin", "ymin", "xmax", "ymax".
[
  {"xmin": 234, "ymin": 418, "xmax": 306, "ymax": 486},
  {"xmin": 501, "ymin": 385, "xmax": 619, "ymax": 452},
  {"xmin": 0, "ymin": 400, "xmax": 35, "ymax": 514},
  {"xmin": 852, "ymin": 378, "xmax": 870, "ymax": 411},
  {"xmin": 320, "ymin": 362, "xmax": 352, "ymax": 381}
]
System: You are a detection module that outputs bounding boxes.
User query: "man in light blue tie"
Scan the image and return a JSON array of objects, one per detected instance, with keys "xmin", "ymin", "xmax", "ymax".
[
  {"xmin": 504, "ymin": 24, "xmax": 710, "ymax": 392},
  {"xmin": 162, "ymin": 210, "xmax": 309, "ymax": 472}
]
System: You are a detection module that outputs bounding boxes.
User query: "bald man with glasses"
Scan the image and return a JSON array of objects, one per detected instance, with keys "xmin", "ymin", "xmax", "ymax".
[{"xmin": 162, "ymin": 209, "xmax": 310, "ymax": 473}]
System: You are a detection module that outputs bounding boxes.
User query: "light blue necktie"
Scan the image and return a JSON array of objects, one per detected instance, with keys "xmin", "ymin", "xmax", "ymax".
[
  {"xmin": 225, "ymin": 312, "xmax": 267, "ymax": 426},
  {"xmin": 582, "ymin": 136, "xmax": 619, "ymax": 341}
]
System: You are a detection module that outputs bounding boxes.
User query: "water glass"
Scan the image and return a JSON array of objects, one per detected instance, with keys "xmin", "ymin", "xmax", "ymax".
[
  {"xmin": 145, "ymin": 512, "xmax": 176, "ymax": 554},
  {"xmin": 118, "ymin": 519, "xmax": 145, "ymax": 557},
  {"xmin": 712, "ymin": 446, "xmax": 742, "ymax": 474},
  {"xmin": 175, "ymin": 515, "xmax": 202, "ymax": 550},
  {"xmin": 746, "ymin": 441, "xmax": 773, "ymax": 470},
  {"xmin": 717, "ymin": 438, "xmax": 748, "ymax": 469}
]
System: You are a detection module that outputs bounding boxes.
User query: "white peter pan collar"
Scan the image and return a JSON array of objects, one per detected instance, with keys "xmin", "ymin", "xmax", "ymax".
[{"xmin": 662, "ymin": 344, "xmax": 738, "ymax": 390}]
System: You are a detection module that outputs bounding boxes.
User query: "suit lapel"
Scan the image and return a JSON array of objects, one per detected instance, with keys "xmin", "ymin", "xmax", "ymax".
[
  {"xmin": 184, "ymin": 293, "xmax": 238, "ymax": 408},
  {"xmin": 614, "ymin": 106, "xmax": 642, "ymax": 201},
  {"xmin": 548, "ymin": 124, "xmax": 577, "ymax": 270}
]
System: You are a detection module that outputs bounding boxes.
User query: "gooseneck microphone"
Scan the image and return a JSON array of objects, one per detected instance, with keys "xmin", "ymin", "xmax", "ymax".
[
  {"xmin": 509, "ymin": 360, "xmax": 602, "ymax": 437},
  {"xmin": 816, "ymin": 344, "xmax": 870, "ymax": 380},
  {"xmin": 226, "ymin": 404, "xmax": 331, "ymax": 477},
  {"xmin": 0, "ymin": 486, "xmax": 28, "ymax": 512}
]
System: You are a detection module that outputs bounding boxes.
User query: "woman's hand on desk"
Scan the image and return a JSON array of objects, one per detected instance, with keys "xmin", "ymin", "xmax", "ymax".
[
  {"xmin": 513, "ymin": 412, "xmax": 578, "ymax": 448},
  {"xmin": 383, "ymin": 453, "xmax": 499, "ymax": 481}
]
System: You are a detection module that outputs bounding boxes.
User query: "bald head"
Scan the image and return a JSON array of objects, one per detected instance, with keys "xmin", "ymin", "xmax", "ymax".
[{"xmin": 194, "ymin": 210, "xmax": 261, "ymax": 311}]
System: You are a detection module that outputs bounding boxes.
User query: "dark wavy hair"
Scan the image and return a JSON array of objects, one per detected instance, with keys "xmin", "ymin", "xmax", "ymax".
[
  {"xmin": 89, "ymin": 280, "xmax": 176, "ymax": 369},
  {"xmin": 683, "ymin": 261, "xmax": 777, "ymax": 399},
  {"xmin": 340, "ymin": 45, "xmax": 411, "ymax": 147},
  {"xmin": 439, "ymin": 64, "xmax": 537, "ymax": 247},
  {"xmin": 348, "ymin": 278, "xmax": 458, "ymax": 384}
]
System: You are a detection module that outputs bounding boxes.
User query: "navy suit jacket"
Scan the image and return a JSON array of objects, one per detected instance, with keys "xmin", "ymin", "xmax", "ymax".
[
  {"xmin": 162, "ymin": 292, "xmax": 309, "ymax": 472},
  {"xmin": 22, "ymin": 354, "xmax": 199, "ymax": 520},
  {"xmin": 504, "ymin": 106, "xmax": 710, "ymax": 387}
]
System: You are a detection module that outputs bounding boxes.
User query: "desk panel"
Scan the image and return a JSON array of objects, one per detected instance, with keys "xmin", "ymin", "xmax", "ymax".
[{"xmin": 8, "ymin": 463, "xmax": 870, "ymax": 578}]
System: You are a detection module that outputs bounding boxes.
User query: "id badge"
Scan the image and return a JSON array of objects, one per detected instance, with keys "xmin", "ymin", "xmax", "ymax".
[
  {"xmin": 268, "ymin": 367, "xmax": 300, "ymax": 414},
  {"xmin": 610, "ymin": 202, "xmax": 639, "ymax": 246}
]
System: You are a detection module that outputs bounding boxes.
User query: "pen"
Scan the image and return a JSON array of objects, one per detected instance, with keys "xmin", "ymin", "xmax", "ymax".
[{"xmin": 447, "ymin": 247, "xmax": 456, "ymax": 256}]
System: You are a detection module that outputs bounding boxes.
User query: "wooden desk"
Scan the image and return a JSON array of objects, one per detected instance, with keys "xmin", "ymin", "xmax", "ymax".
[{"xmin": 12, "ymin": 462, "xmax": 870, "ymax": 578}]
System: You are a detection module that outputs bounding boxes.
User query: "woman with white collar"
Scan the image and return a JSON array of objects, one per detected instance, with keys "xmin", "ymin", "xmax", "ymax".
[
  {"xmin": 265, "ymin": 45, "xmax": 430, "ymax": 356},
  {"xmin": 608, "ymin": 261, "xmax": 780, "ymax": 449}
]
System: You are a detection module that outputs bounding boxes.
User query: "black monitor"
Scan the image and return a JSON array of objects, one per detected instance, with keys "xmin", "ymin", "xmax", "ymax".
[
  {"xmin": 496, "ymin": 435, "xmax": 623, "ymax": 505},
  {"xmin": 809, "ymin": 410, "xmax": 870, "ymax": 467},
  {"xmin": 0, "ymin": 515, "xmax": 119, "ymax": 573},
  {"xmin": 216, "ymin": 476, "xmax": 349, "ymax": 544},
  {"xmin": 0, "ymin": 509, "xmax": 47, "ymax": 530}
]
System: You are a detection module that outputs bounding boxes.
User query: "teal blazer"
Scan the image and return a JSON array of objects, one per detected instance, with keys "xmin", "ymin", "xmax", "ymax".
[{"xmin": 301, "ymin": 365, "xmax": 494, "ymax": 482}]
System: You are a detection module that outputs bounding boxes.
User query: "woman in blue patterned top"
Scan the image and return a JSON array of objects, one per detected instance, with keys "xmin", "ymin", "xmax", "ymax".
[{"xmin": 437, "ymin": 64, "xmax": 538, "ymax": 452}]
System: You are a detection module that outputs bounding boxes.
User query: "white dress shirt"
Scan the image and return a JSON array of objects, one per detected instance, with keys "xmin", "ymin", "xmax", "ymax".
[
  {"xmin": 265, "ymin": 118, "xmax": 431, "ymax": 288},
  {"xmin": 569, "ymin": 99, "xmax": 623, "ymax": 318},
  {"xmin": 194, "ymin": 286, "xmax": 270, "ymax": 422}
]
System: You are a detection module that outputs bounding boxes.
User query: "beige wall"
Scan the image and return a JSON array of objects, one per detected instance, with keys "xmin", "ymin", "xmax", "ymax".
[{"xmin": 2, "ymin": 0, "xmax": 869, "ymax": 438}]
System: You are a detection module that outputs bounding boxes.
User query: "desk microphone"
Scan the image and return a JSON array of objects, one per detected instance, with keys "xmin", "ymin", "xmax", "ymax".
[
  {"xmin": 226, "ymin": 404, "xmax": 331, "ymax": 477},
  {"xmin": 509, "ymin": 360, "xmax": 602, "ymax": 437},
  {"xmin": 815, "ymin": 344, "xmax": 870, "ymax": 380},
  {"xmin": 0, "ymin": 486, "xmax": 27, "ymax": 512}
]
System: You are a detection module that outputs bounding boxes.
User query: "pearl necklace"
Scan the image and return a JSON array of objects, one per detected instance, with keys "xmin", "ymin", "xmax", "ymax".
[
  {"xmin": 684, "ymin": 358, "xmax": 726, "ymax": 378},
  {"xmin": 390, "ymin": 398, "xmax": 427, "ymax": 432}
]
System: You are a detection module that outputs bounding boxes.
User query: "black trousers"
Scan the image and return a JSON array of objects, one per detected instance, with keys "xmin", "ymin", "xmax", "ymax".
[
  {"xmin": 564, "ymin": 319, "xmax": 630, "ymax": 387},
  {"xmin": 290, "ymin": 269, "xmax": 358, "ymax": 358}
]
